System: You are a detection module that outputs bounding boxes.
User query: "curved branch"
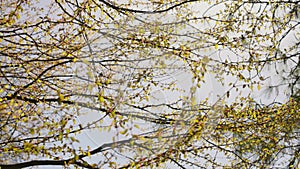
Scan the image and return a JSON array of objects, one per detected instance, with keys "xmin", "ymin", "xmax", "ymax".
[
  {"xmin": 98, "ymin": 0, "xmax": 198, "ymax": 14},
  {"xmin": 1, "ymin": 160, "xmax": 70, "ymax": 169}
]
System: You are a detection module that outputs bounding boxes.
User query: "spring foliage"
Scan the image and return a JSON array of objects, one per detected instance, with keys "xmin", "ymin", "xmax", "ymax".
[{"xmin": 0, "ymin": 0, "xmax": 299, "ymax": 168}]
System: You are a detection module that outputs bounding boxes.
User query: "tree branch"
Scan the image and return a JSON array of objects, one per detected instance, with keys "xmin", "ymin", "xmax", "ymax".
[{"xmin": 98, "ymin": 0, "xmax": 198, "ymax": 14}]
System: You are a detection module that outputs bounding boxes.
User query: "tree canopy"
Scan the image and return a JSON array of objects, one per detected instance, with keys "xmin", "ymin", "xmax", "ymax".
[{"xmin": 0, "ymin": 0, "xmax": 299, "ymax": 168}]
